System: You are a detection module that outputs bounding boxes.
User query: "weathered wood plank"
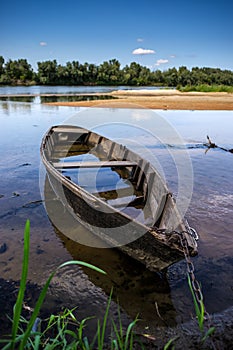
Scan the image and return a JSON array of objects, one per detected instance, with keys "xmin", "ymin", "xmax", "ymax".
[
  {"xmin": 53, "ymin": 160, "xmax": 138, "ymax": 169},
  {"xmin": 136, "ymin": 160, "xmax": 149, "ymax": 190},
  {"xmin": 52, "ymin": 127, "xmax": 89, "ymax": 134}
]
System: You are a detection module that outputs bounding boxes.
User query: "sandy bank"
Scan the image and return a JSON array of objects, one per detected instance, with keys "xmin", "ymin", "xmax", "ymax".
[{"xmin": 45, "ymin": 89, "xmax": 233, "ymax": 110}]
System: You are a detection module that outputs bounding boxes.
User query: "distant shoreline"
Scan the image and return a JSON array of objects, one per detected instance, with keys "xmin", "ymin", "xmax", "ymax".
[{"xmin": 44, "ymin": 89, "xmax": 233, "ymax": 110}]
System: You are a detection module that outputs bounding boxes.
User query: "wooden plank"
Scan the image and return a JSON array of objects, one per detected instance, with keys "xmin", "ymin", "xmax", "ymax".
[
  {"xmin": 53, "ymin": 144, "xmax": 90, "ymax": 151},
  {"xmin": 53, "ymin": 160, "xmax": 137, "ymax": 169},
  {"xmin": 54, "ymin": 141, "xmax": 85, "ymax": 146},
  {"xmin": 52, "ymin": 127, "xmax": 89, "ymax": 134},
  {"xmin": 136, "ymin": 160, "xmax": 149, "ymax": 190},
  {"xmin": 87, "ymin": 133, "xmax": 102, "ymax": 145},
  {"xmin": 93, "ymin": 187, "xmax": 136, "ymax": 200},
  {"xmin": 158, "ymin": 194, "xmax": 180, "ymax": 231},
  {"xmin": 109, "ymin": 196, "xmax": 144, "ymax": 209}
]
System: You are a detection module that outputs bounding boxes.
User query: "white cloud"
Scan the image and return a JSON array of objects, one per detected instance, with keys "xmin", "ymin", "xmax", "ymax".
[
  {"xmin": 170, "ymin": 55, "xmax": 176, "ymax": 58},
  {"xmin": 40, "ymin": 41, "xmax": 47, "ymax": 46},
  {"xmin": 155, "ymin": 59, "xmax": 169, "ymax": 66},
  {"xmin": 137, "ymin": 38, "xmax": 144, "ymax": 42},
  {"xmin": 132, "ymin": 48, "xmax": 155, "ymax": 55}
]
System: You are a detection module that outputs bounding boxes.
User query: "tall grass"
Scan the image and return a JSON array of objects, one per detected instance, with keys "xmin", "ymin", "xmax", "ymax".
[
  {"xmin": 0, "ymin": 221, "xmax": 139, "ymax": 349},
  {"xmin": 0, "ymin": 220, "xmax": 106, "ymax": 349},
  {"xmin": 178, "ymin": 84, "xmax": 233, "ymax": 93}
]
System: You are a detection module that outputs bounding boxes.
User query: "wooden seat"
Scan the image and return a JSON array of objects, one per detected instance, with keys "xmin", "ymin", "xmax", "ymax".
[
  {"xmin": 53, "ymin": 160, "xmax": 137, "ymax": 169},
  {"xmin": 52, "ymin": 127, "xmax": 89, "ymax": 134}
]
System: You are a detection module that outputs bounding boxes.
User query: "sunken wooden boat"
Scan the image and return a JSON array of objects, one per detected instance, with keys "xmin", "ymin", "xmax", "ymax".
[{"xmin": 41, "ymin": 125, "xmax": 198, "ymax": 271}]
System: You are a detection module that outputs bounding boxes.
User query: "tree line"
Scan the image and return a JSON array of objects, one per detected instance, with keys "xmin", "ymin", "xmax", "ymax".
[{"xmin": 0, "ymin": 55, "xmax": 233, "ymax": 87}]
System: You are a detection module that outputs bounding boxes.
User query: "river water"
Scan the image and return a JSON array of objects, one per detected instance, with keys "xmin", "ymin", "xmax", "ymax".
[{"xmin": 0, "ymin": 87, "xmax": 232, "ymax": 336}]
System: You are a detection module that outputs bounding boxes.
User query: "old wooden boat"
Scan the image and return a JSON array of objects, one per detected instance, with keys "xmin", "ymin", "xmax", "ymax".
[{"xmin": 41, "ymin": 125, "xmax": 198, "ymax": 271}]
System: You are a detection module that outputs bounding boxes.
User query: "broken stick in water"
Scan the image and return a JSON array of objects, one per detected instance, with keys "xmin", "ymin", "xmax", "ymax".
[{"xmin": 205, "ymin": 136, "xmax": 233, "ymax": 154}]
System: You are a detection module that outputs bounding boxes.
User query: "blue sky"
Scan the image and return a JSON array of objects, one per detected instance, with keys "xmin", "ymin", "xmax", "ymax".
[{"xmin": 1, "ymin": 0, "xmax": 233, "ymax": 71}]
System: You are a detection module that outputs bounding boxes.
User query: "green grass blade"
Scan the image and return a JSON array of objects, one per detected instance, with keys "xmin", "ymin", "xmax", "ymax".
[
  {"xmin": 20, "ymin": 260, "xmax": 106, "ymax": 349},
  {"xmin": 111, "ymin": 339, "xmax": 119, "ymax": 350},
  {"xmin": 31, "ymin": 334, "xmax": 41, "ymax": 350},
  {"xmin": 19, "ymin": 269, "xmax": 56, "ymax": 349},
  {"xmin": 45, "ymin": 314, "xmax": 56, "ymax": 330},
  {"xmin": 116, "ymin": 305, "xmax": 123, "ymax": 340},
  {"xmin": 11, "ymin": 219, "xmax": 30, "ymax": 348},
  {"xmin": 58, "ymin": 260, "xmax": 106, "ymax": 275},
  {"xmin": 187, "ymin": 274, "xmax": 204, "ymax": 331},
  {"xmin": 111, "ymin": 319, "xmax": 123, "ymax": 349},
  {"xmin": 198, "ymin": 299, "xmax": 205, "ymax": 332},
  {"xmin": 124, "ymin": 318, "xmax": 138, "ymax": 349},
  {"xmin": 100, "ymin": 289, "xmax": 113, "ymax": 346},
  {"xmin": 164, "ymin": 337, "xmax": 177, "ymax": 350},
  {"xmin": 83, "ymin": 336, "xmax": 91, "ymax": 350},
  {"xmin": 1, "ymin": 342, "xmax": 12, "ymax": 350},
  {"xmin": 64, "ymin": 329, "xmax": 77, "ymax": 339},
  {"xmin": 97, "ymin": 320, "xmax": 101, "ymax": 348},
  {"xmin": 202, "ymin": 326, "xmax": 215, "ymax": 342},
  {"xmin": 77, "ymin": 316, "xmax": 94, "ymax": 348}
]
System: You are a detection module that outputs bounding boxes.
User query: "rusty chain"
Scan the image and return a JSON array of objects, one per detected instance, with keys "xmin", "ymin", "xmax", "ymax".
[
  {"xmin": 155, "ymin": 226, "xmax": 217, "ymax": 347},
  {"xmin": 178, "ymin": 230, "xmax": 215, "ymax": 339},
  {"xmin": 179, "ymin": 230, "xmax": 204, "ymax": 304}
]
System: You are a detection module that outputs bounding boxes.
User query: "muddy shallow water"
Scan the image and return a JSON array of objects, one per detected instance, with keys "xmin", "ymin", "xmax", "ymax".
[{"xmin": 0, "ymin": 100, "xmax": 233, "ymax": 341}]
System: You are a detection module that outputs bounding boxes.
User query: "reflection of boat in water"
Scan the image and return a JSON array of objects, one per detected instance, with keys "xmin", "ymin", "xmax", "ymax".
[
  {"xmin": 41, "ymin": 125, "xmax": 198, "ymax": 271},
  {"xmin": 44, "ymin": 176, "xmax": 178, "ymax": 327}
]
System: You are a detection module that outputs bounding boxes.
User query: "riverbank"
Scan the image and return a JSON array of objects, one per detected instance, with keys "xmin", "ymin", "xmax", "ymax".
[
  {"xmin": 0, "ymin": 278, "xmax": 233, "ymax": 350},
  {"xmin": 44, "ymin": 89, "xmax": 233, "ymax": 110},
  {"xmin": 0, "ymin": 277, "xmax": 232, "ymax": 349}
]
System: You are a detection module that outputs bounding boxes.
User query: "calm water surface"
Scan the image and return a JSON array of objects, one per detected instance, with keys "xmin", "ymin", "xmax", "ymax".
[{"xmin": 0, "ymin": 94, "xmax": 232, "ymax": 335}]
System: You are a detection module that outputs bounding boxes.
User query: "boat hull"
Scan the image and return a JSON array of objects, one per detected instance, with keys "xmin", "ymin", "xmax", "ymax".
[{"xmin": 41, "ymin": 125, "xmax": 198, "ymax": 271}]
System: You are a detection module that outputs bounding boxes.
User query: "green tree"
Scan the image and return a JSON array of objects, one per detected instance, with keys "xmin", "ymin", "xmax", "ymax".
[
  {"xmin": 163, "ymin": 67, "xmax": 178, "ymax": 86},
  {"xmin": 151, "ymin": 69, "xmax": 165, "ymax": 85},
  {"xmin": 37, "ymin": 60, "xmax": 58, "ymax": 84},
  {"xmin": 1, "ymin": 54, "xmax": 233, "ymax": 87},
  {"xmin": 64, "ymin": 61, "xmax": 84, "ymax": 85},
  {"xmin": 4, "ymin": 58, "xmax": 33, "ymax": 83},
  {"xmin": 177, "ymin": 66, "xmax": 192, "ymax": 86},
  {"xmin": 97, "ymin": 59, "xmax": 121, "ymax": 85},
  {"xmin": 87, "ymin": 63, "xmax": 98, "ymax": 84},
  {"xmin": 0, "ymin": 56, "xmax": 4, "ymax": 75},
  {"xmin": 122, "ymin": 62, "xmax": 148, "ymax": 85}
]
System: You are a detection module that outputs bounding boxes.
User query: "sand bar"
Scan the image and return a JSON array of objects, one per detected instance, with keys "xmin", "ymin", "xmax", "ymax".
[{"xmin": 44, "ymin": 89, "xmax": 233, "ymax": 110}]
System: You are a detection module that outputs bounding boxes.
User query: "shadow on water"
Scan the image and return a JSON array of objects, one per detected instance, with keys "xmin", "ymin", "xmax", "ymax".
[
  {"xmin": 40, "ymin": 94, "xmax": 117, "ymax": 103},
  {"xmin": 0, "ymin": 96, "xmax": 35, "ymax": 103},
  {"xmin": 0, "ymin": 94, "xmax": 118, "ymax": 103},
  {"xmin": 44, "ymin": 175, "xmax": 178, "ymax": 327}
]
